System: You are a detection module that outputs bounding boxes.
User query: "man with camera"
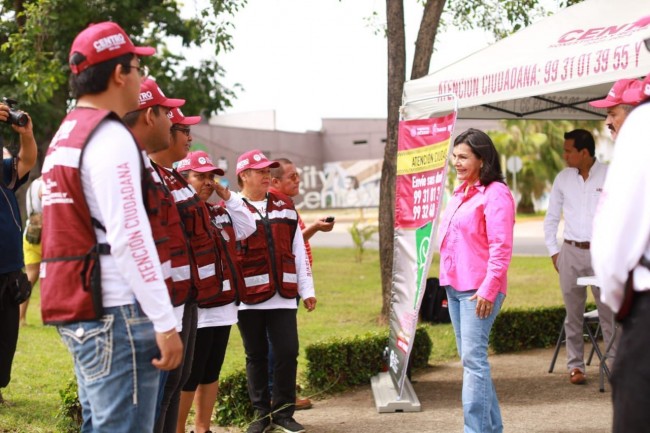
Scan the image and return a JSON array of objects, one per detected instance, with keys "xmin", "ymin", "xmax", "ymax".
[{"xmin": 0, "ymin": 100, "xmax": 36, "ymax": 404}]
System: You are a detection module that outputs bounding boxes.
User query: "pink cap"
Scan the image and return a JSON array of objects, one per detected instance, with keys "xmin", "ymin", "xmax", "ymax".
[
  {"xmin": 235, "ymin": 149, "xmax": 279, "ymax": 175},
  {"xmin": 168, "ymin": 107, "xmax": 201, "ymax": 125},
  {"xmin": 622, "ymin": 76, "xmax": 650, "ymax": 105},
  {"xmin": 589, "ymin": 79, "xmax": 640, "ymax": 108},
  {"xmin": 138, "ymin": 79, "xmax": 185, "ymax": 109},
  {"xmin": 69, "ymin": 22, "xmax": 155, "ymax": 74},
  {"xmin": 177, "ymin": 151, "xmax": 225, "ymax": 176}
]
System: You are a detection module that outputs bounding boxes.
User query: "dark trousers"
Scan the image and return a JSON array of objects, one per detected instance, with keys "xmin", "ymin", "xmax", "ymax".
[
  {"xmin": 0, "ymin": 284, "xmax": 19, "ymax": 388},
  {"xmin": 238, "ymin": 308, "xmax": 298, "ymax": 420},
  {"xmin": 612, "ymin": 291, "xmax": 650, "ymax": 433},
  {"xmin": 154, "ymin": 302, "xmax": 198, "ymax": 433}
]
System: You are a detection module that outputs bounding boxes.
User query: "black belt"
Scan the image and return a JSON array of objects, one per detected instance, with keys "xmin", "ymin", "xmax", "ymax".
[{"xmin": 564, "ymin": 239, "xmax": 590, "ymax": 250}]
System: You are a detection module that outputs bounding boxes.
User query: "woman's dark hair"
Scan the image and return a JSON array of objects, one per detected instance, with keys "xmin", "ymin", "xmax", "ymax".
[
  {"xmin": 453, "ymin": 128, "xmax": 505, "ymax": 186},
  {"xmin": 69, "ymin": 53, "xmax": 134, "ymax": 99}
]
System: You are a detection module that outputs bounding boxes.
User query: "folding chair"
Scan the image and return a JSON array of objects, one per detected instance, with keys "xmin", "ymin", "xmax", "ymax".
[{"xmin": 548, "ymin": 310, "xmax": 603, "ymax": 374}]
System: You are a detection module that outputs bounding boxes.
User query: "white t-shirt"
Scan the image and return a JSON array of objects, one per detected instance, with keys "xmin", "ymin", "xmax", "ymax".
[{"xmin": 81, "ymin": 119, "xmax": 176, "ymax": 333}]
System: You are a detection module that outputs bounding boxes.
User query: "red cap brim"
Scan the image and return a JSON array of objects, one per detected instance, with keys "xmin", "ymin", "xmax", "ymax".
[
  {"xmin": 133, "ymin": 46, "xmax": 156, "ymax": 57},
  {"xmin": 178, "ymin": 115, "xmax": 202, "ymax": 125}
]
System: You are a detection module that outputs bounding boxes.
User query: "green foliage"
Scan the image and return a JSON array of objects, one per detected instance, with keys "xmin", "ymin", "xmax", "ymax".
[
  {"xmin": 305, "ymin": 326, "xmax": 432, "ymax": 392},
  {"xmin": 0, "ymin": 0, "xmax": 245, "ymax": 153},
  {"xmin": 55, "ymin": 378, "xmax": 82, "ymax": 433},
  {"xmin": 348, "ymin": 220, "xmax": 379, "ymax": 262},
  {"xmin": 488, "ymin": 119, "xmax": 603, "ymax": 213},
  {"xmin": 490, "ymin": 302, "xmax": 596, "ymax": 353},
  {"xmin": 214, "ymin": 369, "xmax": 253, "ymax": 428},
  {"xmin": 443, "ymin": 0, "xmax": 584, "ymax": 41}
]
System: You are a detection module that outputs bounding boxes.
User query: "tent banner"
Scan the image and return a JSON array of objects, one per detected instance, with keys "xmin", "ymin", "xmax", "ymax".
[{"xmin": 387, "ymin": 112, "xmax": 457, "ymax": 396}]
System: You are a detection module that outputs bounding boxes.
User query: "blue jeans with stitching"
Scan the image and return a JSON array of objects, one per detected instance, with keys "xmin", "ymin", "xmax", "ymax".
[
  {"xmin": 445, "ymin": 286, "xmax": 505, "ymax": 433},
  {"xmin": 58, "ymin": 304, "xmax": 160, "ymax": 433}
]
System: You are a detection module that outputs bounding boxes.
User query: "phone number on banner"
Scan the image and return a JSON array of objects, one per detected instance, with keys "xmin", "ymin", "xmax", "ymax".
[{"xmin": 543, "ymin": 42, "xmax": 645, "ymax": 84}]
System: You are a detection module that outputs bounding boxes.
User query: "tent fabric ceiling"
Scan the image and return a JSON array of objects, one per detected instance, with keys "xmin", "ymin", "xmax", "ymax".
[{"xmin": 402, "ymin": 0, "xmax": 650, "ymax": 120}]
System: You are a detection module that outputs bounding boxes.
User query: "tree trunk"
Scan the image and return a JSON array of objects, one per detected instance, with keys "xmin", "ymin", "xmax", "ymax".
[
  {"xmin": 411, "ymin": 0, "xmax": 446, "ymax": 80},
  {"xmin": 379, "ymin": 0, "xmax": 446, "ymax": 323},
  {"xmin": 379, "ymin": 0, "xmax": 406, "ymax": 323}
]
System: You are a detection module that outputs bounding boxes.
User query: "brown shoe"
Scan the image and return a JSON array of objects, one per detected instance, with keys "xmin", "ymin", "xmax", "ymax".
[
  {"xmin": 569, "ymin": 368, "xmax": 586, "ymax": 385},
  {"xmin": 295, "ymin": 396, "xmax": 312, "ymax": 410}
]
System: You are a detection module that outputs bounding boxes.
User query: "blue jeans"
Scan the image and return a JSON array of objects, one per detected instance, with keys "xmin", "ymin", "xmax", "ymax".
[
  {"xmin": 445, "ymin": 286, "xmax": 505, "ymax": 433},
  {"xmin": 58, "ymin": 304, "xmax": 160, "ymax": 433}
]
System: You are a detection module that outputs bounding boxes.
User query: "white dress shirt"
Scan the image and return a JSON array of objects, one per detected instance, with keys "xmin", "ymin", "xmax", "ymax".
[
  {"xmin": 543, "ymin": 160, "xmax": 608, "ymax": 257},
  {"xmin": 592, "ymin": 103, "xmax": 650, "ymax": 312}
]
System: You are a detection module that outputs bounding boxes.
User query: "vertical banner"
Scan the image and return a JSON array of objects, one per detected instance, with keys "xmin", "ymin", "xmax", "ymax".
[{"xmin": 387, "ymin": 112, "xmax": 457, "ymax": 397}]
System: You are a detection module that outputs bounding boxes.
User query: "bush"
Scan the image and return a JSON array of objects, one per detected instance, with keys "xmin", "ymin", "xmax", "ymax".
[
  {"xmin": 214, "ymin": 369, "xmax": 252, "ymax": 428},
  {"xmin": 305, "ymin": 326, "xmax": 432, "ymax": 392},
  {"xmin": 55, "ymin": 378, "xmax": 82, "ymax": 433},
  {"xmin": 490, "ymin": 303, "xmax": 596, "ymax": 353}
]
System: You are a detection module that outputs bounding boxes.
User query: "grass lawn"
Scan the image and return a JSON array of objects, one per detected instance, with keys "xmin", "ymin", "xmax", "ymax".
[{"xmin": 0, "ymin": 247, "xmax": 575, "ymax": 432}]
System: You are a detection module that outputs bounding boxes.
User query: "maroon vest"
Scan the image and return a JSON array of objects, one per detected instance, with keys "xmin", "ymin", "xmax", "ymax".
[
  {"xmin": 40, "ymin": 108, "xmax": 171, "ymax": 324},
  {"xmin": 199, "ymin": 205, "xmax": 241, "ymax": 308},
  {"xmin": 237, "ymin": 192, "xmax": 299, "ymax": 305},
  {"xmin": 155, "ymin": 167, "xmax": 222, "ymax": 304},
  {"xmin": 150, "ymin": 161, "xmax": 192, "ymax": 306}
]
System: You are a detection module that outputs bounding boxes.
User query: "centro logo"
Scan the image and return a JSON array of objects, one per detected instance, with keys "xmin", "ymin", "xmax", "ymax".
[
  {"xmin": 236, "ymin": 159, "xmax": 249, "ymax": 170},
  {"xmin": 139, "ymin": 91, "xmax": 154, "ymax": 104},
  {"xmin": 93, "ymin": 33, "xmax": 126, "ymax": 53}
]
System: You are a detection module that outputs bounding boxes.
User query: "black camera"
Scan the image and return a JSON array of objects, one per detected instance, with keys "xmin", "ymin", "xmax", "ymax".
[{"xmin": 2, "ymin": 97, "xmax": 28, "ymax": 127}]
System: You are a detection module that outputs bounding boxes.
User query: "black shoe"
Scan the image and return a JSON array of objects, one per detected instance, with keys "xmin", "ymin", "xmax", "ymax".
[
  {"xmin": 271, "ymin": 417, "xmax": 305, "ymax": 433},
  {"xmin": 247, "ymin": 416, "xmax": 271, "ymax": 433}
]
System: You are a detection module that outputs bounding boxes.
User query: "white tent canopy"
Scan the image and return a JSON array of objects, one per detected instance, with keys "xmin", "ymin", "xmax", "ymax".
[{"xmin": 402, "ymin": 0, "xmax": 650, "ymax": 120}]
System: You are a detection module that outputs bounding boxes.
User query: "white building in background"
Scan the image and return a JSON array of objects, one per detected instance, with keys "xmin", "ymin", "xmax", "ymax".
[{"xmin": 192, "ymin": 113, "xmax": 501, "ymax": 210}]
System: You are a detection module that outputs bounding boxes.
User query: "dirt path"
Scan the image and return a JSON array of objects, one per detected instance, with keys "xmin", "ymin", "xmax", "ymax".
[{"xmin": 211, "ymin": 345, "xmax": 613, "ymax": 433}]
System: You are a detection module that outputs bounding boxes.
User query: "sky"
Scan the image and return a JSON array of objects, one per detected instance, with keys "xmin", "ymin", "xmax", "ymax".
[{"xmin": 180, "ymin": 0, "xmax": 497, "ymax": 131}]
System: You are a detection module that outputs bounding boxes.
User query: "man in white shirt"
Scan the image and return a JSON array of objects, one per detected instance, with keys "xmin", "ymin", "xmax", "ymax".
[
  {"xmin": 40, "ymin": 22, "xmax": 182, "ymax": 432},
  {"xmin": 591, "ymin": 16, "xmax": 650, "ymax": 432},
  {"xmin": 543, "ymin": 129, "xmax": 615, "ymax": 385}
]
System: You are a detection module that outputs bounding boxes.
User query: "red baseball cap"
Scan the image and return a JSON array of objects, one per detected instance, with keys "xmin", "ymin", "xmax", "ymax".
[
  {"xmin": 177, "ymin": 151, "xmax": 225, "ymax": 176},
  {"xmin": 69, "ymin": 21, "xmax": 156, "ymax": 74},
  {"xmin": 589, "ymin": 79, "xmax": 640, "ymax": 108},
  {"xmin": 138, "ymin": 79, "xmax": 185, "ymax": 109},
  {"xmin": 236, "ymin": 150, "xmax": 279, "ymax": 175},
  {"xmin": 168, "ymin": 107, "xmax": 201, "ymax": 125},
  {"xmin": 622, "ymin": 76, "xmax": 650, "ymax": 105}
]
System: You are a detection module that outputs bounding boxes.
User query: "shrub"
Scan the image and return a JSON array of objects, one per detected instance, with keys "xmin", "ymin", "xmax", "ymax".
[
  {"xmin": 348, "ymin": 221, "xmax": 378, "ymax": 262},
  {"xmin": 214, "ymin": 369, "xmax": 253, "ymax": 428},
  {"xmin": 55, "ymin": 378, "xmax": 82, "ymax": 433},
  {"xmin": 305, "ymin": 326, "xmax": 432, "ymax": 392},
  {"xmin": 490, "ymin": 303, "xmax": 596, "ymax": 353}
]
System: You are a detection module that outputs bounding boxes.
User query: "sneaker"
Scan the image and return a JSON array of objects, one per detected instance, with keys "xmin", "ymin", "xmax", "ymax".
[
  {"xmin": 271, "ymin": 417, "xmax": 306, "ymax": 433},
  {"xmin": 247, "ymin": 416, "xmax": 271, "ymax": 433}
]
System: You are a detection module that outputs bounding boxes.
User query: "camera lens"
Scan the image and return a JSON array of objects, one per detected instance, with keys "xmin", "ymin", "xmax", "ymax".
[{"xmin": 8, "ymin": 110, "xmax": 28, "ymax": 127}]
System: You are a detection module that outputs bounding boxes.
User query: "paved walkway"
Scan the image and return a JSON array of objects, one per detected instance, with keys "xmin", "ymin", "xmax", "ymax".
[
  {"xmin": 212, "ymin": 345, "xmax": 612, "ymax": 433},
  {"xmin": 304, "ymin": 211, "xmax": 556, "ymax": 256}
]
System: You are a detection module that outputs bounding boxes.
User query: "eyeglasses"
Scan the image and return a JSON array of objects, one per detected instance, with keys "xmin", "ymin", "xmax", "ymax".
[
  {"xmin": 171, "ymin": 126, "xmax": 191, "ymax": 137},
  {"xmin": 130, "ymin": 64, "xmax": 149, "ymax": 78}
]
